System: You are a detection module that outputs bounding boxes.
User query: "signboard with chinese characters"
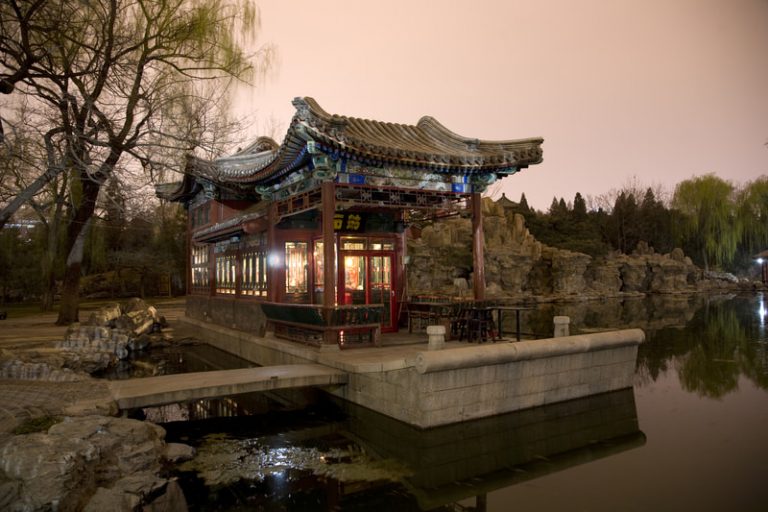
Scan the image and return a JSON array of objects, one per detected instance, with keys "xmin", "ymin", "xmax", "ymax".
[{"xmin": 333, "ymin": 212, "xmax": 366, "ymax": 232}]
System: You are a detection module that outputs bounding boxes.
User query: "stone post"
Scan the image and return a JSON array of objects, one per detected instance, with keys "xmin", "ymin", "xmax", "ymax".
[
  {"xmin": 553, "ymin": 316, "xmax": 570, "ymax": 337},
  {"xmin": 427, "ymin": 325, "xmax": 446, "ymax": 350}
]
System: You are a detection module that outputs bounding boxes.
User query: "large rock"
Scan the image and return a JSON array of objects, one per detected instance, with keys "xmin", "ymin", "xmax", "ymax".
[
  {"xmin": 586, "ymin": 258, "xmax": 623, "ymax": 294},
  {"xmin": 0, "ymin": 415, "xmax": 190, "ymax": 511},
  {"xmin": 407, "ymin": 196, "xmax": 754, "ymax": 300}
]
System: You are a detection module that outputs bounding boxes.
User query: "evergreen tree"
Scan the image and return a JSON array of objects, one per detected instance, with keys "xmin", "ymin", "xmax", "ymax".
[
  {"xmin": 518, "ymin": 193, "xmax": 530, "ymax": 213},
  {"xmin": 573, "ymin": 192, "xmax": 587, "ymax": 219}
]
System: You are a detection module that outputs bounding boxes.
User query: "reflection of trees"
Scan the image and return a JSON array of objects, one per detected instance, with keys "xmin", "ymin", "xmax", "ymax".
[
  {"xmin": 524, "ymin": 295, "xmax": 766, "ymax": 399},
  {"xmin": 677, "ymin": 308, "xmax": 743, "ymax": 397},
  {"xmin": 637, "ymin": 296, "xmax": 768, "ymax": 398}
]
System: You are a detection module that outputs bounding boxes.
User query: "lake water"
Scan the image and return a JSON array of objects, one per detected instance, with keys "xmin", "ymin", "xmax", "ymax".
[{"xmin": 134, "ymin": 293, "xmax": 768, "ymax": 511}]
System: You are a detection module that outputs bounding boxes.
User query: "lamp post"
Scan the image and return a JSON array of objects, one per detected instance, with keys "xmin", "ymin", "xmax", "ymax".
[{"xmin": 757, "ymin": 257, "xmax": 768, "ymax": 285}]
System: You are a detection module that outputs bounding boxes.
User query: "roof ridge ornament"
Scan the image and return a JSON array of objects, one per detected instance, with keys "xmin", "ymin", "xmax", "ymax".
[{"xmin": 293, "ymin": 96, "xmax": 348, "ymax": 141}]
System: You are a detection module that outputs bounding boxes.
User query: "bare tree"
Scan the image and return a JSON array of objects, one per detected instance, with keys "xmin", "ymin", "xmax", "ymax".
[{"xmin": 1, "ymin": 0, "xmax": 274, "ymax": 323}]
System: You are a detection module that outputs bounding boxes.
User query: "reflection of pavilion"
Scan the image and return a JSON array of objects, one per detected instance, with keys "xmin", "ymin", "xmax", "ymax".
[{"xmin": 339, "ymin": 389, "xmax": 645, "ymax": 510}]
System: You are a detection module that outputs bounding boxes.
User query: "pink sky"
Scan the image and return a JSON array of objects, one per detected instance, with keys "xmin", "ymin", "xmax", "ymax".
[{"xmin": 237, "ymin": 0, "xmax": 768, "ymax": 210}]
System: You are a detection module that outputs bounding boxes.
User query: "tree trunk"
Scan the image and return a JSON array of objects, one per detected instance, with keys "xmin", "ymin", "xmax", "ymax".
[
  {"xmin": 56, "ymin": 177, "xmax": 101, "ymax": 325},
  {"xmin": 39, "ymin": 185, "xmax": 66, "ymax": 312},
  {"xmin": 40, "ymin": 275, "xmax": 56, "ymax": 311},
  {"xmin": 56, "ymin": 217, "xmax": 91, "ymax": 324}
]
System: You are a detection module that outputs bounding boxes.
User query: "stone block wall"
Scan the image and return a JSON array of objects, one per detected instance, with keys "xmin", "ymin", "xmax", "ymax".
[
  {"xmin": 186, "ymin": 295, "xmax": 267, "ymax": 336},
  {"xmin": 333, "ymin": 330, "xmax": 644, "ymax": 428},
  {"xmin": 180, "ymin": 315, "xmax": 644, "ymax": 429}
]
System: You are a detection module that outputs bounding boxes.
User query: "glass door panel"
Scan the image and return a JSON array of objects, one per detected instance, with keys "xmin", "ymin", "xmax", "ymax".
[
  {"xmin": 340, "ymin": 251, "xmax": 396, "ymax": 331},
  {"xmin": 343, "ymin": 255, "xmax": 367, "ymax": 305},
  {"xmin": 370, "ymin": 255, "xmax": 392, "ymax": 329}
]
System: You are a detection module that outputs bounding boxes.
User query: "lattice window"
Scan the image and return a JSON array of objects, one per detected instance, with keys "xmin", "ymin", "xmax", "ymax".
[
  {"xmin": 241, "ymin": 233, "xmax": 268, "ymax": 297},
  {"xmin": 190, "ymin": 244, "xmax": 210, "ymax": 294},
  {"xmin": 285, "ymin": 241, "xmax": 308, "ymax": 295},
  {"xmin": 214, "ymin": 242, "xmax": 237, "ymax": 295},
  {"xmin": 191, "ymin": 203, "xmax": 211, "ymax": 228}
]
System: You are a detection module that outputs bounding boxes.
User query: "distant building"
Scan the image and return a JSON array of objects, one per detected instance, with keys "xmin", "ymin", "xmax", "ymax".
[{"xmin": 156, "ymin": 97, "xmax": 543, "ymax": 348}]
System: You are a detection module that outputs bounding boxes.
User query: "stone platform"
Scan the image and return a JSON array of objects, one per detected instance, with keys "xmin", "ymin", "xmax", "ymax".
[{"xmin": 180, "ymin": 316, "xmax": 644, "ymax": 428}]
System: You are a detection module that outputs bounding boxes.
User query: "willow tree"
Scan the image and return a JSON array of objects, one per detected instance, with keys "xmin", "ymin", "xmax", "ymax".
[
  {"xmin": 1, "ymin": 0, "xmax": 273, "ymax": 323},
  {"xmin": 737, "ymin": 176, "xmax": 768, "ymax": 256},
  {"xmin": 672, "ymin": 174, "xmax": 741, "ymax": 271}
]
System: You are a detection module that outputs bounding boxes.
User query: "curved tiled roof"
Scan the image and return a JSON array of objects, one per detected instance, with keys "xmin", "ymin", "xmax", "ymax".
[
  {"xmin": 293, "ymin": 97, "xmax": 543, "ymax": 172},
  {"xmin": 175, "ymin": 97, "xmax": 543, "ymax": 189}
]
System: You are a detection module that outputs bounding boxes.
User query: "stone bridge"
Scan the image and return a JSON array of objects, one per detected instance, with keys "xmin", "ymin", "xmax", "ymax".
[{"xmin": 108, "ymin": 364, "xmax": 347, "ymax": 409}]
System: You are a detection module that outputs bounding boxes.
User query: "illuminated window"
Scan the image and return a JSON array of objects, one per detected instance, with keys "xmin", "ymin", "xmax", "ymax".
[
  {"xmin": 241, "ymin": 233, "xmax": 267, "ymax": 297},
  {"xmin": 285, "ymin": 242, "xmax": 308, "ymax": 294},
  {"xmin": 340, "ymin": 236, "xmax": 395, "ymax": 251},
  {"xmin": 214, "ymin": 241, "xmax": 237, "ymax": 294},
  {"xmin": 341, "ymin": 237, "xmax": 366, "ymax": 250},
  {"xmin": 190, "ymin": 244, "xmax": 210, "ymax": 294},
  {"xmin": 314, "ymin": 242, "xmax": 324, "ymax": 289},
  {"xmin": 370, "ymin": 239, "xmax": 395, "ymax": 251},
  {"xmin": 313, "ymin": 240, "xmax": 338, "ymax": 304}
]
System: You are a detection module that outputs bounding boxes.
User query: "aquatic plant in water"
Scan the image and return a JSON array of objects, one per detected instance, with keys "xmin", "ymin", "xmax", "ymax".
[{"xmin": 179, "ymin": 433, "xmax": 412, "ymax": 487}]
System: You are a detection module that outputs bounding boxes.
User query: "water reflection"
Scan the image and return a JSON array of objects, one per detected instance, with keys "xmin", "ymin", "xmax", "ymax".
[
  {"xmin": 339, "ymin": 389, "xmax": 644, "ymax": 511},
  {"xmin": 636, "ymin": 294, "xmax": 768, "ymax": 397},
  {"xmin": 166, "ymin": 389, "xmax": 644, "ymax": 511},
  {"xmin": 522, "ymin": 293, "xmax": 768, "ymax": 399}
]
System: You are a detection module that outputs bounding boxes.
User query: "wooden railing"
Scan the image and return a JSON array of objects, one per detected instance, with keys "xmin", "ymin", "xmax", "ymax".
[{"xmin": 260, "ymin": 302, "xmax": 383, "ymax": 348}]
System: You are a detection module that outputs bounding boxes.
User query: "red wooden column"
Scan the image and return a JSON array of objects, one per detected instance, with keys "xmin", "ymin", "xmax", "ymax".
[
  {"xmin": 267, "ymin": 202, "xmax": 279, "ymax": 301},
  {"xmin": 321, "ymin": 180, "xmax": 336, "ymax": 308},
  {"xmin": 321, "ymin": 180, "xmax": 338, "ymax": 347},
  {"xmin": 471, "ymin": 192, "xmax": 486, "ymax": 301}
]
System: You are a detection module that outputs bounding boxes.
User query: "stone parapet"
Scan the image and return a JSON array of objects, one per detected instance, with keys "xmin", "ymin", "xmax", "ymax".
[{"xmin": 415, "ymin": 329, "xmax": 643, "ymax": 374}]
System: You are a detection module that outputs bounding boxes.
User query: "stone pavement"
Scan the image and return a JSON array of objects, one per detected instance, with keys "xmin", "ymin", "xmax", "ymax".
[{"xmin": 0, "ymin": 379, "xmax": 113, "ymax": 437}]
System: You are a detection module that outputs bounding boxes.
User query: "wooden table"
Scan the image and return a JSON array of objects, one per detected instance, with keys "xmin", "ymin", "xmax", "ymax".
[
  {"xmin": 406, "ymin": 301, "xmax": 454, "ymax": 334},
  {"xmin": 490, "ymin": 305, "xmax": 533, "ymax": 341},
  {"xmin": 464, "ymin": 305, "xmax": 532, "ymax": 342}
]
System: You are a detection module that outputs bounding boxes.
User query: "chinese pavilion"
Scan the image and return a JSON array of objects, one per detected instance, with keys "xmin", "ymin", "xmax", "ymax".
[{"xmin": 156, "ymin": 97, "xmax": 543, "ymax": 348}]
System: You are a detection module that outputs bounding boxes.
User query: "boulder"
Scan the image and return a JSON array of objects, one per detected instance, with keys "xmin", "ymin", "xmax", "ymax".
[{"xmin": 0, "ymin": 415, "xmax": 183, "ymax": 511}]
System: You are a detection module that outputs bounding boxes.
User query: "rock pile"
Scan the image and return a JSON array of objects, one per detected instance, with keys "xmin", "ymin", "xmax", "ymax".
[
  {"xmin": 0, "ymin": 415, "xmax": 193, "ymax": 511},
  {"xmin": 0, "ymin": 358, "xmax": 81, "ymax": 382},
  {"xmin": 0, "ymin": 299, "xmax": 171, "ymax": 380},
  {"xmin": 407, "ymin": 197, "xmax": 758, "ymax": 300}
]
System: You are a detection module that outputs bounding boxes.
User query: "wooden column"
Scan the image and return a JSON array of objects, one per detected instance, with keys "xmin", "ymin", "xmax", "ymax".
[
  {"xmin": 267, "ymin": 202, "xmax": 279, "ymax": 301},
  {"xmin": 321, "ymin": 180, "xmax": 338, "ymax": 347},
  {"xmin": 471, "ymin": 192, "xmax": 485, "ymax": 301},
  {"xmin": 321, "ymin": 180, "xmax": 336, "ymax": 308}
]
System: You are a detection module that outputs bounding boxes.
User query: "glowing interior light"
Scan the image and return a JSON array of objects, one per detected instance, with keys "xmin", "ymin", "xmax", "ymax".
[
  {"xmin": 268, "ymin": 252, "xmax": 280, "ymax": 267},
  {"xmin": 757, "ymin": 258, "xmax": 765, "ymax": 264}
]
